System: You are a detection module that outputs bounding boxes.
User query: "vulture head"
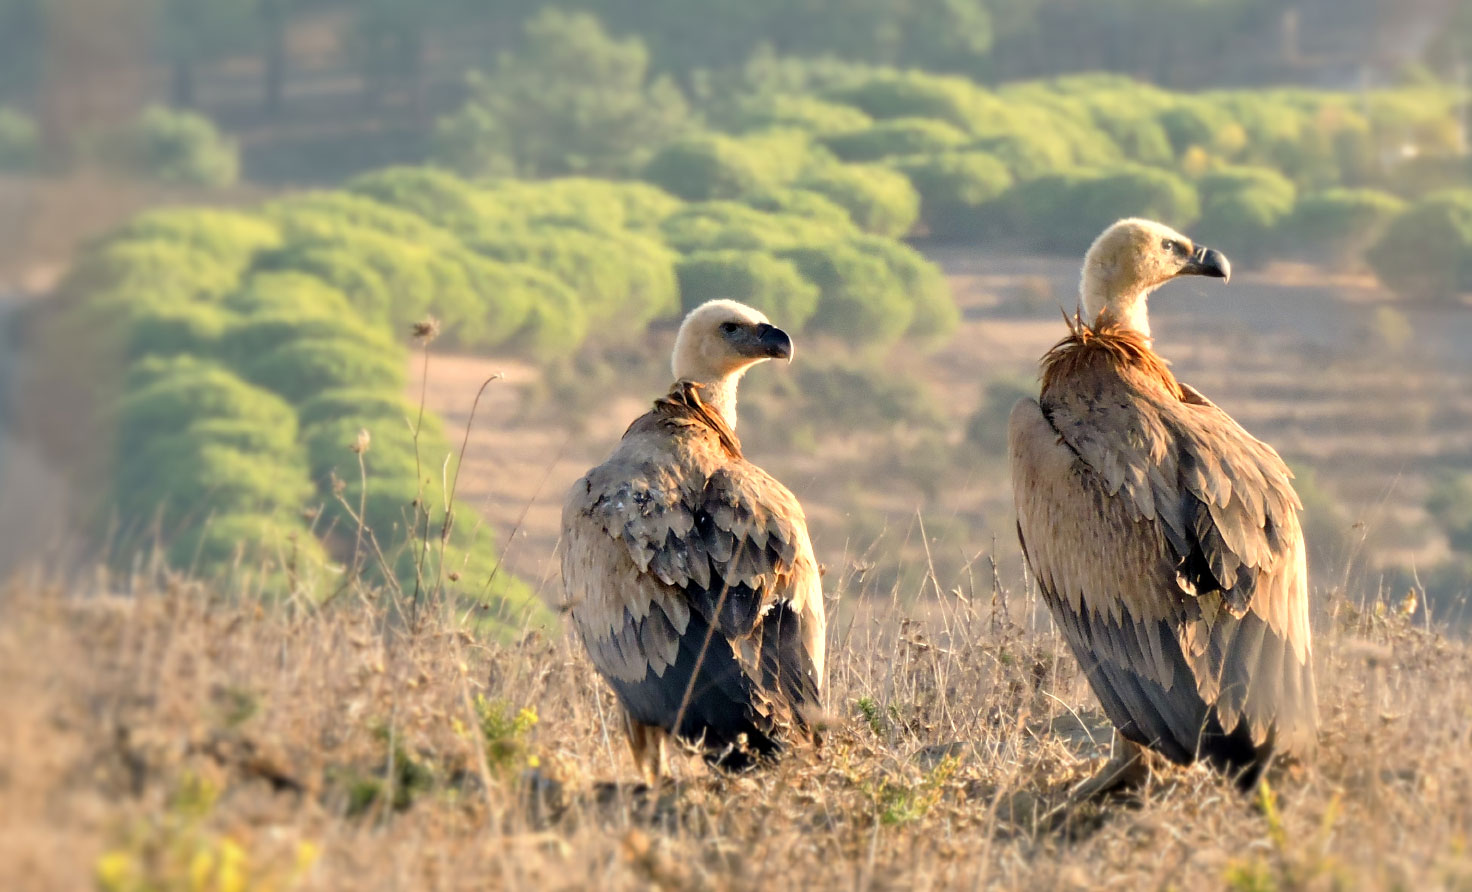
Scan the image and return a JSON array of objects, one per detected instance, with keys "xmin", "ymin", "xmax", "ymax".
[
  {"xmin": 672, "ymin": 299, "xmax": 794, "ymax": 428},
  {"xmin": 1080, "ymin": 218, "xmax": 1230, "ymax": 338}
]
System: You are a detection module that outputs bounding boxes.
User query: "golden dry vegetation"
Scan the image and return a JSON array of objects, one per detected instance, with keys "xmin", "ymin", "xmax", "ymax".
[{"xmin": 1, "ymin": 559, "xmax": 1468, "ymax": 891}]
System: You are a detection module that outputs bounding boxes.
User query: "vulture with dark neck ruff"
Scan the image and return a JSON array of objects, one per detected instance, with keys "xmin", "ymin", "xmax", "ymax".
[
  {"xmin": 1008, "ymin": 218, "xmax": 1317, "ymax": 794},
  {"xmin": 561, "ymin": 300, "xmax": 824, "ymax": 782}
]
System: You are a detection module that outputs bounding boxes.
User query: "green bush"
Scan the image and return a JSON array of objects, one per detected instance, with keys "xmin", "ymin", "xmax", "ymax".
[
  {"xmin": 238, "ymin": 335, "xmax": 408, "ymax": 405},
  {"xmin": 1156, "ymin": 104, "xmax": 1223, "ymax": 155},
  {"xmin": 971, "ymin": 128, "xmax": 1081, "ymax": 180},
  {"xmin": 641, "ymin": 131, "xmax": 814, "ymax": 201},
  {"xmin": 167, "ymin": 513, "xmax": 328, "ymax": 587},
  {"xmin": 675, "ymin": 251, "xmax": 821, "ymax": 329},
  {"xmin": 265, "ymin": 192, "xmax": 457, "ymax": 246},
  {"xmin": 105, "ymin": 105, "xmax": 239, "ymax": 187},
  {"xmin": 482, "ymin": 178, "xmax": 681, "ymax": 234},
  {"xmin": 740, "ymin": 188, "xmax": 854, "ymax": 229},
  {"xmin": 823, "ymin": 73, "xmax": 1001, "ymax": 133},
  {"xmin": 348, "ymin": 167, "xmax": 487, "ymax": 239},
  {"xmin": 795, "ymin": 163, "xmax": 920, "ymax": 237},
  {"xmin": 659, "ymin": 201, "xmax": 852, "ymax": 254},
  {"xmin": 297, "ymin": 388, "xmax": 441, "ymax": 435},
  {"xmin": 1288, "ymin": 188, "xmax": 1406, "ymax": 265},
  {"xmin": 890, "ymin": 152, "xmax": 1013, "ymax": 239},
  {"xmin": 259, "ymin": 234, "xmax": 425, "ymax": 326},
  {"xmin": 475, "ymin": 226, "xmax": 679, "ymax": 330},
  {"xmin": 223, "ymin": 271, "xmax": 359, "ymax": 321},
  {"xmin": 1194, "ymin": 166, "xmax": 1297, "ymax": 263},
  {"xmin": 61, "ymin": 239, "xmax": 242, "ymax": 304},
  {"xmin": 107, "ymin": 209, "xmax": 281, "ymax": 269},
  {"xmin": 821, "ymin": 118, "xmax": 969, "ymax": 163},
  {"xmin": 0, "ymin": 107, "xmax": 40, "ymax": 171},
  {"xmin": 720, "ymin": 93, "xmax": 873, "ymax": 136},
  {"xmin": 1006, "ymin": 166, "xmax": 1200, "ymax": 252},
  {"xmin": 115, "ymin": 358, "xmax": 300, "ymax": 453},
  {"xmin": 780, "ymin": 242, "xmax": 914, "ymax": 347},
  {"xmin": 120, "ymin": 301, "xmax": 235, "ymax": 360},
  {"xmin": 1368, "ymin": 190, "xmax": 1472, "ymax": 301},
  {"xmin": 114, "ymin": 438, "xmax": 311, "ymax": 528},
  {"xmin": 848, "ymin": 234, "xmax": 957, "ymax": 340}
]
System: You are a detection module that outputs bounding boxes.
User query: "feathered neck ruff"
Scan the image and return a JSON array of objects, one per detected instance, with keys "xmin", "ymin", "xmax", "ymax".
[
  {"xmin": 647, "ymin": 380, "xmax": 744, "ymax": 459},
  {"xmin": 1039, "ymin": 312, "xmax": 1183, "ymax": 401}
]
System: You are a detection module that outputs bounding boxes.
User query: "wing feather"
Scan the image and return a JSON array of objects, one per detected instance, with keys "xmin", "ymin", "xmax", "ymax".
[
  {"xmin": 562, "ymin": 403, "xmax": 826, "ymax": 764},
  {"xmin": 1010, "ymin": 360, "xmax": 1317, "ymax": 774}
]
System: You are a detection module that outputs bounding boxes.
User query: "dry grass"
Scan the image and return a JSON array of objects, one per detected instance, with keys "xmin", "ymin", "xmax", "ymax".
[{"xmin": 2, "ymin": 565, "xmax": 1470, "ymax": 892}]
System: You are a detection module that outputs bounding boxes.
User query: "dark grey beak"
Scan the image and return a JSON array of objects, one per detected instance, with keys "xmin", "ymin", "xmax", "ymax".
[
  {"xmin": 1181, "ymin": 244, "xmax": 1231, "ymax": 283},
  {"xmin": 754, "ymin": 322, "xmax": 794, "ymax": 362}
]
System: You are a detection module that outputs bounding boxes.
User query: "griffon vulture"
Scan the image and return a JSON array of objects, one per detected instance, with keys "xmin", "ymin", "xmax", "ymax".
[
  {"xmin": 1008, "ymin": 218, "xmax": 1317, "ymax": 793},
  {"xmin": 561, "ymin": 300, "xmax": 825, "ymax": 782}
]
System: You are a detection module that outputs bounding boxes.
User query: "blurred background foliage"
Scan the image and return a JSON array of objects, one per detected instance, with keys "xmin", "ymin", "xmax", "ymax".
[{"xmin": 1, "ymin": 0, "xmax": 1471, "ymax": 625}]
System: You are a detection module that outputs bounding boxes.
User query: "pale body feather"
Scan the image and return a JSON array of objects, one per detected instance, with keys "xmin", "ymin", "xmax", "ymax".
[
  {"xmin": 562, "ymin": 384, "xmax": 825, "ymax": 755},
  {"xmin": 1009, "ymin": 326, "xmax": 1316, "ymax": 764}
]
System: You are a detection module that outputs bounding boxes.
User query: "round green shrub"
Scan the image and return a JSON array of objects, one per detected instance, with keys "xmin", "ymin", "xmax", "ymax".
[
  {"xmin": 220, "ymin": 310, "xmax": 400, "ymax": 369},
  {"xmin": 890, "ymin": 152, "xmax": 1013, "ymax": 239},
  {"xmin": 1156, "ymin": 104, "xmax": 1223, "ymax": 155},
  {"xmin": 745, "ymin": 187, "xmax": 856, "ymax": 231},
  {"xmin": 659, "ymin": 201, "xmax": 852, "ymax": 253},
  {"xmin": 297, "ymin": 388, "xmax": 443, "ymax": 436},
  {"xmin": 116, "ymin": 358, "xmax": 299, "ymax": 452},
  {"xmin": 107, "ymin": 105, "xmax": 239, "ymax": 187},
  {"xmin": 780, "ymin": 243, "xmax": 914, "ymax": 346},
  {"xmin": 167, "ymin": 513, "xmax": 330, "ymax": 590},
  {"xmin": 1006, "ymin": 167, "xmax": 1200, "ymax": 253},
  {"xmin": 848, "ymin": 234, "xmax": 958, "ymax": 340},
  {"xmin": 483, "ymin": 178, "xmax": 682, "ymax": 234},
  {"xmin": 348, "ymin": 166, "xmax": 487, "ymax": 238},
  {"xmin": 512, "ymin": 267, "xmax": 588, "ymax": 356},
  {"xmin": 121, "ymin": 301, "xmax": 235, "ymax": 360},
  {"xmin": 640, "ymin": 132, "xmax": 796, "ymax": 201},
  {"xmin": 675, "ymin": 251, "xmax": 821, "ymax": 329},
  {"xmin": 239, "ymin": 336, "xmax": 408, "ymax": 405},
  {"xmin": 265, "ymin": 191, "xmax": 456, "ymax": 246},
  {"xmin": 822, "ymin": 73, "xmax": 1002, "ymax": 133},
  {"xmin": 1368, "ymin": 190, "xmax": 1472, "ymax": 301},
  {"xmin": 720, "ymin": 93, "xmax": 874, "ymax": 136},
  {"xmin": 115, "ymin": 438, "xmax": 311, "ymax": 526},
  {"xmin": 475, "ymin": 226, "xmax": 679, "ymax": 330},
  {"xmin": 1288, "ymin": 188, "xmax": 1406, "ymax": 264},
  {"xmin": 224, "ymin": 271, "xmax": 357, "ymax": 319},
  {"xmin": 820, "ymin": 118, "xmax": 969, "ymax": 163},
  {"xmin": 61, "ymin": 239, "xmax": 242, "ymax": 304},
  {"xmin": 107, "ymin": 208, "xmax": 282, "ymax": 269},
  {"xmin": 795, "ymin": 163, "xmax": 920, "ymax": 237},
  {"xmin": 1195, "ymin": 166, "xmax": 1297, "ymax": 262}
]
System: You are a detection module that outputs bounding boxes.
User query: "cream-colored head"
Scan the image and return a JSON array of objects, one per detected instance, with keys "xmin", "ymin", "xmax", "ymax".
[
  {"xmin": 1080, "ymin": 218, "xmax": 1231, "ymax": 339},
  {"xmin": 670, "ymin": 299, "xmax": 793, "ymax": 428}
]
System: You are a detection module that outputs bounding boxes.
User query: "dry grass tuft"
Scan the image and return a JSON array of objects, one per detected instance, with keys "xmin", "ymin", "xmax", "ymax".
[{"xmin": 1, "ymin": 569, "xmax": 1471, "ymax": 890}]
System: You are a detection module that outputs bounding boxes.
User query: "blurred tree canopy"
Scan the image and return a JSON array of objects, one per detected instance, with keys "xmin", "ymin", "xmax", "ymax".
[{"xmin": 434, "ymin": 9, "xmax": 688, "ymax": 178}]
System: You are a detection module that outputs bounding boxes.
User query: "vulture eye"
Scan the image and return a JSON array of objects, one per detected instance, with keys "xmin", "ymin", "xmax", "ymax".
[
  {"xmin": 719, "ymin": 321, "xmax": 740, "ymax": 334},
  {"xmin": 1161, "ymin": 239, "xmax": 1178, "ymax": 253}
]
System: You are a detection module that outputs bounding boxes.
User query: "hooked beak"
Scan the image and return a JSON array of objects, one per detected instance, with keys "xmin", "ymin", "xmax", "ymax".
[
  {"xmin": 754, "ymin": 322, "xmax": 794, "ymax": 363},
  {"xmin": 1180, "ymin": 244, "xmax": 1231, "ymax": 283}
]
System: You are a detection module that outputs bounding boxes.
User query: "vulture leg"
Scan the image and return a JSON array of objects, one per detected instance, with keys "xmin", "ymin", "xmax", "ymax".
[
  {"xmin": 624, "ymin": 712, "xmax": 670, "ymax": 786},
  {"xmin": 1069, "ymin": 733, "xmax": 1149, "ymax": 802}
]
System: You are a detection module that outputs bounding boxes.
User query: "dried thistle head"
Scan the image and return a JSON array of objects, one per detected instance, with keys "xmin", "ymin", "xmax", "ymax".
[
  {"xmin": 412, "ymin": 316, "xmax": 441, "ymax": 342},
  {"xmin": 330, "ymin": 470, "xmax": 347, "ymax": 495},
  {"xmin": 350, "ymin": 428, "xmax": 371, "ymax": 454}
]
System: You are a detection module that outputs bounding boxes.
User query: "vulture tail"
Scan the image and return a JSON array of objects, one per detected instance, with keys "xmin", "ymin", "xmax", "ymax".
[{"xmin": 607, "ymin": 609, "xmax": 780, "ymax": 771}]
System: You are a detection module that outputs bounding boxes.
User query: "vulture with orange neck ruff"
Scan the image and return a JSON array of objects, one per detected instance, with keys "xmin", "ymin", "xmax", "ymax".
[
  {"xmin": 1009, "ymin": 218, "xmax": 1317, "ymax": 794},
  {"xmin": 561, "ymin": 300, "xmax": 824, "ymax": 782}
]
